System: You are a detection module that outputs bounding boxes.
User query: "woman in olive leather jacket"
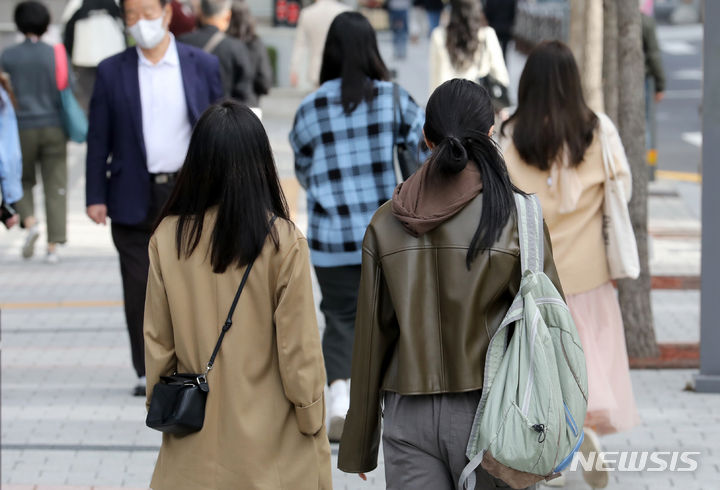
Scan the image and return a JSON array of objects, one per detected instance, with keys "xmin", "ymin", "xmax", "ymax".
[{"xmin": 337, "ymin": 79, "xmax": 564, "ymax": 489}]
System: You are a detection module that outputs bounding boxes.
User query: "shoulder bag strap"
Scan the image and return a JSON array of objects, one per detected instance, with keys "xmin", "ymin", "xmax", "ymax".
[
  {"xmin": 392, "ymin": 82, "xmax": 399, "ymax": 149},
  {"xmin": 597, "ymin": 113, "xmax": 618, "ymax": 180},
  {"xmin": 53, "ymin": 44, "xmax": 69, "ymax": 91},
  {"xmin": 204, "ymin": 215, "xmax": 277, "ymax": 374},
  {"xmin": 203, "ymin": 31, "xmax": 226, "ymax": 54},
  {"xmin": 514, "ymin": 193, "xmax": 544, "ymax": 274}
]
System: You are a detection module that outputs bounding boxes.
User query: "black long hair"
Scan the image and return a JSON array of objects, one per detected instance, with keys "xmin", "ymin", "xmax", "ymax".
[
  {"xmin": 502, "ymin": 41, "xmax": 598, "ymax": 170},
  {"xmin": 228, "ymin": 0, "xmax": 257, "ymax": 42},
  {"xmin": 319, "ymin": 12, "xmax": 390, "ymax": 114},
  {"xmin": 425, "ymin": 79, "xmax": 521, "ymax": 269},
  {"xmin": 156, "ymin": 101, "xmax": 290, "ymax": 273},
  {"xmin": 446, "ymin": 0, "xmax": 484, "ymax": 71}
]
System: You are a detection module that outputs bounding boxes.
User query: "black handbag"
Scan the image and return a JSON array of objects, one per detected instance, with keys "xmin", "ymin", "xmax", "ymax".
[
  {"xmin": 392, "ymin": 83, "xmax": 421, "ymax": 181},
  {"xmin": 145, "ymin": 222, "xmax": 267, "ymax": 435},
  {"xmin": 477, "ymin": 74, "xmax": 510, "ymax": 112}
]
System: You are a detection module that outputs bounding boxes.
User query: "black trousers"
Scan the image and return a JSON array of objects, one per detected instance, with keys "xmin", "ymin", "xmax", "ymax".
[
  {"xmin": 111, "ymin": 181, "xmax": 174, "ymax": 378},
  {"xmin": 314, "ymin": 265, "xmax": 362, "ymax": 385}
]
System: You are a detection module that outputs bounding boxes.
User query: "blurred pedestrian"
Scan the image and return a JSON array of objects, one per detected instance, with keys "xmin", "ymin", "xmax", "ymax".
[
  {"xmin": 501, "ymin": 41, "xmax": 640, "ymax": 489},
  {"xmin": 423, "ymin": 0, "xmax": 444, "ymax": 35},
  {"xmin": 62, "ymin": 0, "xmax": 126, "ymax": 113},
  {"xmin": 169, "ymin": 0, "xmax": 198, "ymax": 36},
  {"xmin": 145, "ymin": 101, "xmax": 331, "ymax": 489},
  {"xmin": 387, "ymin": 0, "xmax": 411, "ymax": 60},
  {"xmin": 180, "ymin": 0, "xmax": 253, "ymax": 103},
  {"xmin": 1, "ymin": 0, "xmax": 68, "ymax": 262},
  {"xmin": 482, "ymin": 0, "xmax": 516, "ymax": 59},
  {"xmin": 227, "ymin": 0, "xmax": 273, "ymax": 107},
  {"xmin": 86, "ymin": 0, "xmax": 223, "ymax": 396},
  {"xmin": 289, "ymin": 0, "xmax": 349, "ymax": 88},
  {"xmin": 429, "ymin": 0, "xmax": 509, "ymax": 97},
  {"xmin": 337, "ymin": 78, "xmax": 563, "ymax": 487},
  {"xmin": 289, "ymin": 12, "xmax": 425, "ymax": 442},
  {"xmin": 641, "ymin": 11, "xmax": 665, "ymax": 151},
  {"xmin": 0, "ymin": 74, "xmax": 23, "ymax": 229}
]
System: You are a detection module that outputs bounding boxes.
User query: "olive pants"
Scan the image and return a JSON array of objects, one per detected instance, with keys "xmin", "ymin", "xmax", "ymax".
[{"xmin": 15, "ymin": 126, "xmax": 67, "ymax": 244}]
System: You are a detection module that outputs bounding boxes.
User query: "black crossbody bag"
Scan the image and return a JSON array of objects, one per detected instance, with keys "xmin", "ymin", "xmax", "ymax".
[{"xmin": 146, "ymin": 217, "xmax": 275, "ymax": 435}]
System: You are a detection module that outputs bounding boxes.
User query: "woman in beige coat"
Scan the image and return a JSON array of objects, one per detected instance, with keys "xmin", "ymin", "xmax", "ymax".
[
  {"xmin": 501, "ymin": 41, "xmax": 639, "ymax": 489},
  {"xmin": 144, "ymin": 101, "xmax": 332, "ymax": 489}
]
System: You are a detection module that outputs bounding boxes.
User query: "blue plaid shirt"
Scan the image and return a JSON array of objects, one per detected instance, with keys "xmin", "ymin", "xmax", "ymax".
[{"xmin": 290, "ymin": 79, "xmax": 425, "ymax": 266}]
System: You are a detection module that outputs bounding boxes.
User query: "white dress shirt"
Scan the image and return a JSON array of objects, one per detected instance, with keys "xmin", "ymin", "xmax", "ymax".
[{"xmin": 137, "ymin": 36, "xmax": 192, "ymax": 174}]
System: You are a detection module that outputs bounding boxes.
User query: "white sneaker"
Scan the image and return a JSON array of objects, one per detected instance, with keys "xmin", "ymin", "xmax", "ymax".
[
  {"xmin": 580, "ymin": 427, "xmax": 609, "ymax": 488},
  {"xmin": 327, "ymin": 379, "xmax": 350, "ymax": 442},
  {"xmin": 45, "ymin": 250, "xmax": 60, "ymax": 264},
  {"xmin": 22, "ymin": 226, "xmax": 39, "ymax": 259}
]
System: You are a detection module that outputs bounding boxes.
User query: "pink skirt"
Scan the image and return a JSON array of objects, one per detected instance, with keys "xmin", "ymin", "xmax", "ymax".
[{"xmin": 566, "ymin": 282, "xmax": 641, "ymax": 435}]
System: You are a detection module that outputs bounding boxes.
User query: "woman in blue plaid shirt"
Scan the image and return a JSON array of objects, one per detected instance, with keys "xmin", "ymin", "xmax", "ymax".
[{"xmin": 289, "ymin": 11, "xmax": 425, "ymax": 442}]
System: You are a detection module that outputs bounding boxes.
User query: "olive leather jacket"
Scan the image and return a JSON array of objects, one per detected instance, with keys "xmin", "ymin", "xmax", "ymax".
[{"xmin": 337, "ymin": 194, "xmax": 564, "ymax": 473}]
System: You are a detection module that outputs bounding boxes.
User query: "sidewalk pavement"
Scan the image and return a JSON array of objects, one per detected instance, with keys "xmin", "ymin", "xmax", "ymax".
[{"xmin": 1, "ymin": 34, "xmax": 713, "ymax": 490}]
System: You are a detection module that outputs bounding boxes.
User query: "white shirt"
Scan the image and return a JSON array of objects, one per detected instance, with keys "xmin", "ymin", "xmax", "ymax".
[
  {"xmin": 429, "ymin": 26, "xmax": 510, "ymax": 94},
  {"xmin": 137, "ymin": 36, "xmax": 192, "ymax": 174}
]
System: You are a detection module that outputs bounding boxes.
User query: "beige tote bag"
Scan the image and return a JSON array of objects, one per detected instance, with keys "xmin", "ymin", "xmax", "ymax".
[{"xmin": 598, "ymin": 113, "xmax": 640, "ymax": 280}]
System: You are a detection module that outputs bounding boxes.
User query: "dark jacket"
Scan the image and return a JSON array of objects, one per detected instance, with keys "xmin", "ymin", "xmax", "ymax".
[
  {"xmin": 85, "ymin": 43, "xmax": 223, "ymax": 225},
  {"xmin": 642, "ymin": 13, "xmax": 665, "ymax": 93},
  {"xmin": 483, "ymin": 0, "xmax": 517, "ymax": 39},
  {"xmin": 180, "ymin": 25, "xmax": 254, "ymax": 103},
  {"xmin": 245, "ymin": 36, "xmax": 273, "ymax": 105},
  {"xmin": 337, "ymin": 194, "xmax": 564, "ymax": 473},
  {"xmin": 0, "ymin": 39, "xmax": 62, "ymax": 130}
]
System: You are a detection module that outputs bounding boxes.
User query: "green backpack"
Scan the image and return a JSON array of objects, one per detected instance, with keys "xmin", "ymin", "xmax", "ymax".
[{"xmin": 459, "ymin": 194, "xmax": 589, "ymax": 490}]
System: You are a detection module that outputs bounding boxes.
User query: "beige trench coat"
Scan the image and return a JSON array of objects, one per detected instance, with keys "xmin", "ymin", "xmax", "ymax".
[{"xmin": 144, "ymin": 214, "xmax": 331, "ymax": 489}]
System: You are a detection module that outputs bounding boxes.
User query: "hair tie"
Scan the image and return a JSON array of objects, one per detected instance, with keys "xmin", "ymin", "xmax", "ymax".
[{"xmin": 446, "ymin": 136, "xmax": 468, "ymax": 163}]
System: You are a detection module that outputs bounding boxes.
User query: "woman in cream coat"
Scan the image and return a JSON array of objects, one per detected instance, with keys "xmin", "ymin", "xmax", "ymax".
[
  {"xmin": 144, "ymin": 101, "xmax": 331, "ymax": 490},
  {"xmin": 429, "ymin": 0, "xmax": 509, "ymax": 94},
  {"xmin": 501, "ymin": 41, "xmax": 639, "ymax": 489}
]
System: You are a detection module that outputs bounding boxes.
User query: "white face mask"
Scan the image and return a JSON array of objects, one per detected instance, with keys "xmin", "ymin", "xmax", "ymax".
[{"xmin": 128, "ymin": 16, "xmax": 167, "ymax": 50}]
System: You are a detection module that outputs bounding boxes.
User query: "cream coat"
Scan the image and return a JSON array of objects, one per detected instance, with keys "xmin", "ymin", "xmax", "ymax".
[
  {"xmin": 502, "ymin": 116, "xmax": 632, "ymax": 295},
  {"xmin": 144, "ymin": 213, "xmax": 331, "ymax": 490},
  {"xmin": 429, "ymin": 26, "xmax": 510, "ymax": 94}
]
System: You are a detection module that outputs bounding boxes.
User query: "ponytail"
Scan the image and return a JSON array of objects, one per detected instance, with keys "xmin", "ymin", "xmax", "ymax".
[{"xmin": 424, "ymin": 79, "xmax": 523, "ymax": 270}]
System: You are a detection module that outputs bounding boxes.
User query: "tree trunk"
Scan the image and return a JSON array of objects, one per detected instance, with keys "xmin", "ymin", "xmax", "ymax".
[
  {"xmin": 569, "ymin": 0, "xmax": 587, "ymax": 74},
  {"xmin": 614, "ymin": 0, "xmax": 659, "ymax": 359},
  {"xmin": 569, "ymin": 0, "xmax": 605, "ymax": 112},
  {"xmin": 602, "ymin": 0, "xmax": 619, "ymax": 122}
]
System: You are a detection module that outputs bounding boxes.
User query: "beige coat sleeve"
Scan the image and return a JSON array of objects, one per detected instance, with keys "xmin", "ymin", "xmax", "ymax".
[
  {"xmin": 144, "ymin": 235, "xmax": 177, "ymax": 411},
  {"xmin": 484, "ymin": 27, "xmax": 510, "ymax": 87},
  {"xmin": 273, "ymin": 237, "xmax": 326, "ymax": 436},
  {"xmin": 429, "ymin": 28, "xmax": 443, "ymax": 93},
  {"xmin": 290, "ymin": 11, "xmax": 308, "ymax": 78}
]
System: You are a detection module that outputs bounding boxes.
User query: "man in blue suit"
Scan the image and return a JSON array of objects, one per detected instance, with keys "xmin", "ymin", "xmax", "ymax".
[{"xmin": 86, "ymin": 0, "xmax": 223, "ymax": 396}]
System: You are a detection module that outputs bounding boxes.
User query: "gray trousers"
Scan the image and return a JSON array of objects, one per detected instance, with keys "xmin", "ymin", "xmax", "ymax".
[{"xmin": 383, "ymin": 391, "xmax": 534, "ymax": 490}]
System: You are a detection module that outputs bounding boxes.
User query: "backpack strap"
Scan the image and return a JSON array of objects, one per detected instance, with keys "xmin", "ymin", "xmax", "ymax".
[
  {"xmin": 203, "ymin": 31, "xmax": 226, "ymax": 54},
  {"xmin": 514, "ymin": 193, "xmax": 544, "ymax": 273}
]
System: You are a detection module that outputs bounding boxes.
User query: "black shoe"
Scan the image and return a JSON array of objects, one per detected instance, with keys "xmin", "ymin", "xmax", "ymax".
[
  {"xmin": 133, "ymin": 383, "xmax": 146, "ymax": 397},
  {"xmin": 133, "ymin": 376, "xmax": 146, "ymax": 397}
]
